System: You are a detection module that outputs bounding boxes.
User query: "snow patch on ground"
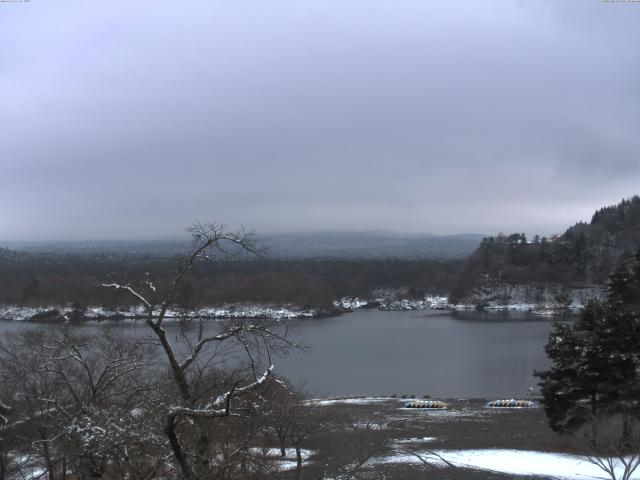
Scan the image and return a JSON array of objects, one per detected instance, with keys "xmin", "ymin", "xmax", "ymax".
[
  {"xmin": 11, "ymin": 455, "xmax": 46, "ymax": 479},
  {"xmin": 393, "ymin": 437, "xmax": 437, "ymax": 445},
  {"xmin": 307, "ymin": 397, "xmax": 401, "ymax": 406},
  {"xmin": 397, "ymin": 408, "xmax": 476, "ymax": 418},
  {"xmin": 248, "ymin": 448, "xmax": 314, "ymax": 471},
  {"xmin": 380, "ymin": 448, "xmax": 640, "ymax": 479}
]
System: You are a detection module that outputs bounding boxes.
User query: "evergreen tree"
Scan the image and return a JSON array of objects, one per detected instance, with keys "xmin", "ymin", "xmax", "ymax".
[
  {"xmin": 537, "ymin": 303, "xmax": 611, "ymax": 433},
  {"xmin": 536, "ymin": 248, "xmax": 640, "ymax": 434},
  {"xmin": 608, "ymin": 248, "xmax": 640, "ymax": 311}
]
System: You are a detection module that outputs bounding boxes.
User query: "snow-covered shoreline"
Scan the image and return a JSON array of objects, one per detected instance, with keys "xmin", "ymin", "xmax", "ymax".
[
  {"xmin": 333, "ymin": 295, "xmax": 585, "ymax": 316},
  {"xmin": 454, "ymin": 281, "xmax": 606, "ymax": 314},
  {"xmin": 0, "ymin": 293, "xmax": 587, "ymax": 323},
  {"xmin": 0, "ymin": 304, "xmax": 324, "ymax": 323},
  {"xmin": 333, "ymin": 295, "xmax": 449, "ymax": 312}
]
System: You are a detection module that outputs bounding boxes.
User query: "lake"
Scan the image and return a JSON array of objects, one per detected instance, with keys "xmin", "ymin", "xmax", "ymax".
[{"xmin": 0, "ymin": 309, "xmax": 559, "ymax": 398}]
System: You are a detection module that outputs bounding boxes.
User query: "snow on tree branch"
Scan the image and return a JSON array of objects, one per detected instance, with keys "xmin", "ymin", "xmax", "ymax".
[
  {"xmin": 168, "ymin": 364, "xmax": 274, "ymax": 419},
  {"xmin": 0, "ymin": 399, "xmax": 11, "ymax": 425},
  {"xmin": 101, "ymin": 283, "xmax": 152, "ymax": 310}
]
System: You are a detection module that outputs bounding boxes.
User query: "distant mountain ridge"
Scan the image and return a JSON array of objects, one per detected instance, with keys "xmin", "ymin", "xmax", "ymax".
[
  {"xmin": 3, "ymin": 231, "xmax": 486, "ymax": 260},
  {"xmin": 258, "ymin": 232, "xmax": 485, "ymax": 259}
]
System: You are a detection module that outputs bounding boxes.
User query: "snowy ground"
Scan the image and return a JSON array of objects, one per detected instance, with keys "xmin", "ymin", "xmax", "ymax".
[
  {"xmin": 11, "ymin": 398, "xmax": 633, "ymax": 479},
  {"xmin": 392, "ymin": 437, "xmax": 437, "ymax": 445},
  {"xmin": 380, "ymin": 448, "xmax": 640, "ymax": 479},
  {"xmin": 306, "ymin": 396, "xmax": 404, "ymax": 406},
  {"xmin": 248, "ymin": 448, "xmax": 314, "ymax": 471},
  {"xmin": 303, "ymin": 396, "xmax": 639, "ymax": 479},
  {"xmin": 298, "ymin": 398, "xmax": 625, "ymax": 479}
]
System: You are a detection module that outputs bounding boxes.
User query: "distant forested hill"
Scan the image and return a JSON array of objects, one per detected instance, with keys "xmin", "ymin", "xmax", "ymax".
[
  {"xmin": 4, "ymin": 232, "xmax": 485, "ymax": 260},
  {"xmin": 451, "ymin": 196, "xmax": 640, "ymax": 301},
  {"xmin": 258, "ymin": 232, "xmax": 485, "ymax": 259},
  {"xmin": 0, "ymin": 247, "xmax": 462, "ymax": 309},
  {"xmin": 0, "ymin": 231, "xmax": 482, "ymax": 309}
]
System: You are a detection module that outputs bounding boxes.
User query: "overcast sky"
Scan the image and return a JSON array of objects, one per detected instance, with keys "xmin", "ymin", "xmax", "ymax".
[{"xmin": 1, "ymin": 0, "xmax": 639, "ymax": 240}]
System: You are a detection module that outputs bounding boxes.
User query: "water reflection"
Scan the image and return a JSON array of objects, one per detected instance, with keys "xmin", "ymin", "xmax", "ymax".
[{"xmin": 449, "ymin": 309, "xmax": 575, "ymax": 323}]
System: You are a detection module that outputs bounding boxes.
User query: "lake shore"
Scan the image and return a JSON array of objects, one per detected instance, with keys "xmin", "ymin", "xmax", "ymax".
[
  {"xmin": 0, "ymin": 293, "xmax": 584, "ymax": 323},
  {"xmin": 302, "ymin": 397, "xmax": 623, "ymax": 479}
]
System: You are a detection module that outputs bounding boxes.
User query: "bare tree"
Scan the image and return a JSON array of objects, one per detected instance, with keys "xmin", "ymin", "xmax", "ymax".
[
  {"xmin": 578, "ymin": 412, "xmax": 640, "ymax": 480},
  {"xmin": 102, "ymin": 222, "xmax": 297, "ymax": 479},
  {"xmin": 0, "ymin": 327, "xmax": 156, "ymax": 480},
  {"xmin": 2, "ymin": 223, "xmax": 390, "ymax": 479},
  {"xmin": 0, "ymin": 400, "xmax": 12, "ymax": 480},
  {"xmin": 321, "ymin": 414, "xmax": 390, "ymax": 480},
  {"xmin": 261, "ymin": 384, "xmax": 392, "ymax": 480},
  {"xmin": 262, "ymin": 380, "xmax": 321, "ymax": 480}
]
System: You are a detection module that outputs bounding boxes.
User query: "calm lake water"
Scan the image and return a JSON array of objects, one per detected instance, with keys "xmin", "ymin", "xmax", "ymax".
[
  {"xmin": 282, "ymin": 309, "xmax": 557, "ymax": 398},
  {"xmin": 0, "ymin": 309, "xmax": 559, "ymax": 398}
]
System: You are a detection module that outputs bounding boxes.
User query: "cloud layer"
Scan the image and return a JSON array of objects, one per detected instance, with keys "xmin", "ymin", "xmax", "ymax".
[{"xmin": 1, "ymin": 0, "xmax": 639, "ymax": 240}]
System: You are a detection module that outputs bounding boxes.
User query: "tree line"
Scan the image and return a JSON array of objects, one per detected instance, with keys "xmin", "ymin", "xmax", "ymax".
[
  {"xmin": 451, "ymin": 196, "xmax": 640, "ymax": 301},
  {"xmin": 0, "ymin": 248, "xmax": 461, "ymax": 311}
]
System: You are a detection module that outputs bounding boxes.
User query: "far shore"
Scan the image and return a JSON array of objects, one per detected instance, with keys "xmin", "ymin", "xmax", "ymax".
[{"xmin": 0, "ymin": 295, "xmax": 586, "ymax": 323}]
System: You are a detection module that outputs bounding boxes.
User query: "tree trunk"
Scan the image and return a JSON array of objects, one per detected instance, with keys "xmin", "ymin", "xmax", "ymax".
[
  {"xmin": 38, "ymin": 427, "xmax": 55, "ymax": 480},
  {"xmin": 295, "ymin": 446, "xmax": 302, "ymax": 480},
  {"xmin": 0, "ymin": 445, "xmax": 6, "ymax": 480},
  {"xmin": 196, "ymin": 428, "xmax": 210, "ymax": 476},
  {"xmin": 278, "ymin": 430, "xmax": 287, "ymax": 457},
  {"xmin": 622, "ymin": 413, "xmax": 632, "ymax": 445},
  {"xmin": 149, "ymin": 322, "xmax": 192, "ymax": 403},
  {"xmin": 590, "ymin": 392, "xmax": 598, "ymax": 439},
  {"xmin": 165, "ymin": 414, "xmax": 194, "ymax": 480}
]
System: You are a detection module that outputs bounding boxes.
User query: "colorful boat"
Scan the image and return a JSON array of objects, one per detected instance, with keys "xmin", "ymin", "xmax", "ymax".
[
  {"xmin": 486, "ymin": 399, "xmax": 536, "ymax": 408},
  {"xmin": 404, "ymin": 400, "xmax": 449, "ymax": 409}
]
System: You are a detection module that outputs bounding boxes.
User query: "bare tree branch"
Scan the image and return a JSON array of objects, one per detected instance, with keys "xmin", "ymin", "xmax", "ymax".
[{"xmin": 102, "ymin": 283, "xmax": 153, "ymax": 311}]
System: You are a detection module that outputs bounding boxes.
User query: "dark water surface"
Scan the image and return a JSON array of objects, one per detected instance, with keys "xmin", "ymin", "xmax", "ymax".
[
  {"xmin": 280, "ymin": 309, "xmax": 556, "ymax": 398},
  {"xmin": 0, "ymin": 309, "xmax": 558, "ymax": 398}
]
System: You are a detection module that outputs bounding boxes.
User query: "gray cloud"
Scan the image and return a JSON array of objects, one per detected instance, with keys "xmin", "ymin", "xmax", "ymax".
[{"xmin": 1, "ymin": 0, "xmax": 639, "ymax": 240}]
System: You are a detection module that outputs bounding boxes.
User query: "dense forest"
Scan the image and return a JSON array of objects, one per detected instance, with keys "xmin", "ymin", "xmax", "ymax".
[
  {"xmin": 451, "ymin": 196, "xmax": 640, "ymax": 301},
  {"xmin": 4, "ymin": 231, "xmax": 485, "ymax": 260},
  {"xmin": 0, "ymin": 248, "xmax": 461, "ymax": 310},
  {"xmin": 3, "ymin": 197, "xmax": 640, "ymax": 311}
]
